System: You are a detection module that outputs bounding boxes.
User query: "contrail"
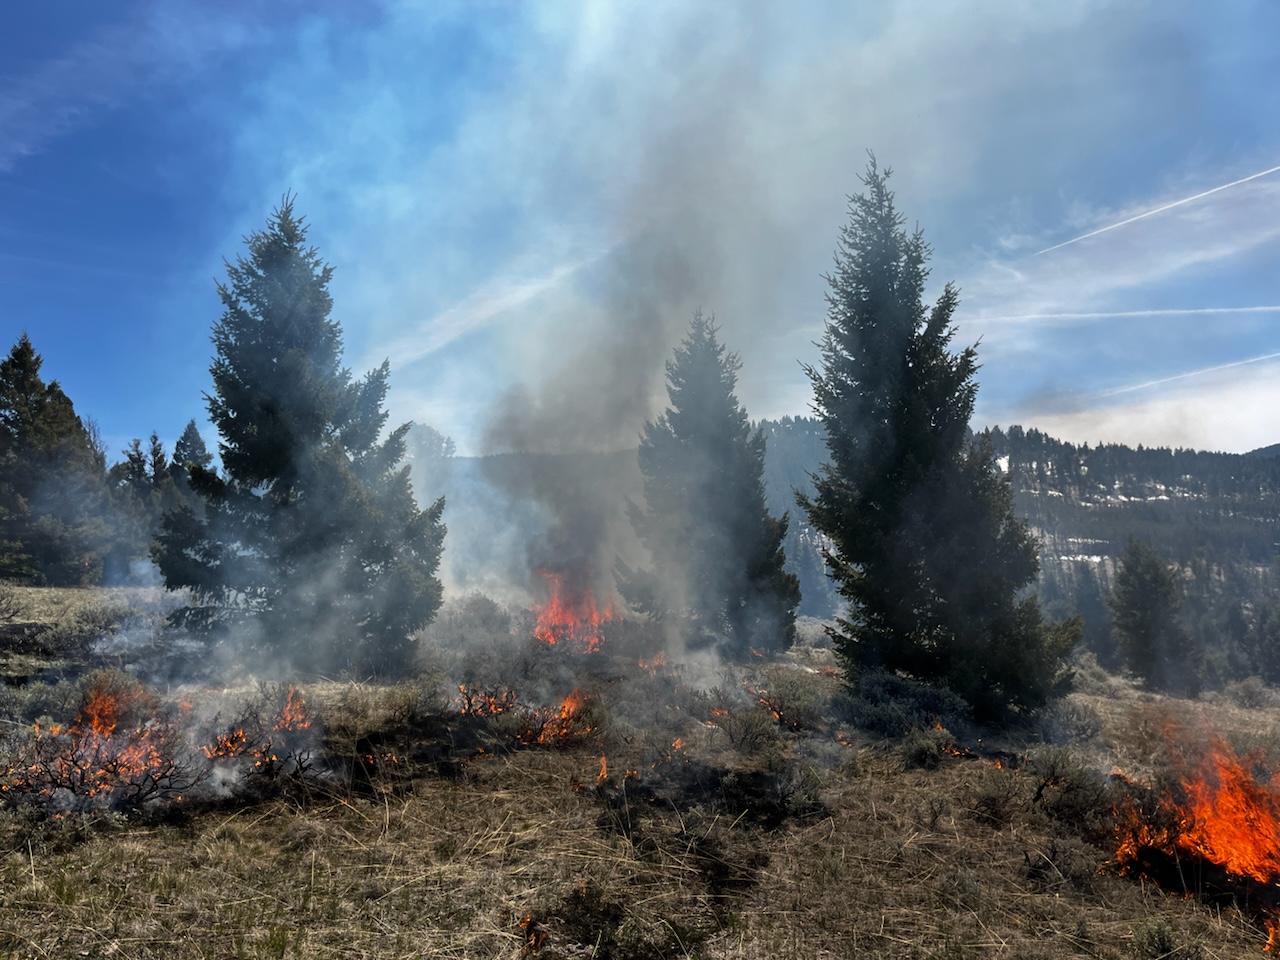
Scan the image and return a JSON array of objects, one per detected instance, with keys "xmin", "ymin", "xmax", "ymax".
[
  {"xmin": 1098, "ymin": 350, "xmax": 1280, "ymax": 397},
  {"xmin": 1035, "ymin": 163, "xmax": 1280, "ymax": 256},
  {"xmin": 981, "ymin": 305, "xmax": 1280, "ymax": 324}
]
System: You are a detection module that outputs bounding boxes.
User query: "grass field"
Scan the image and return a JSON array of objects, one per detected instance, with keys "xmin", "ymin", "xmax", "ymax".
[{"xmin": 0, "ymin": 588, "xmax": 1272, "ymax": 959}]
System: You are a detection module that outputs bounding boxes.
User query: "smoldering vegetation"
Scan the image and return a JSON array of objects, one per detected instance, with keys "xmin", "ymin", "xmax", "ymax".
[{"xmin": 6, "ymin": 588, "xmax": 1280, "ymax": 956}]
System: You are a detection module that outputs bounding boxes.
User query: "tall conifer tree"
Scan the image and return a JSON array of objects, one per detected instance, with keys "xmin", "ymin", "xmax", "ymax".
[
  {"xmin": 154, "ymin": 200, "xmax": 445, "ymax": 674},
  {"xmin": 800, "ymin": 160, "xmax": 1074, "ymax": 716},
  {"xmin": 172, "ymin": 419, "xmax": 213, "ymax": 472},
  {"xmin": 624, "ymin": 313, "xmax": 799, "ymax": 655},
  {"xmin": 0, "ymin": 335, "xmax": 108, "ymax": 584},
  {"xmin": 1110, "ymin": 539, "xmax": 1188, "ymax": 691}
]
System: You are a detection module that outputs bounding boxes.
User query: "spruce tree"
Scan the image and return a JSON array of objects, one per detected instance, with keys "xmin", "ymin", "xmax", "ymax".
[
  {"xmin": 624, "ymin": 313, "xmax": 799, "ymax": 655},
  {"xmin": 172, "ymin": 419, "xmax": 213, "ymax": 472},
  {"xmin": 0, "ymin": 335, "xmax": 108, "ymax": 584},
  {"xmin": 800, "ymin": 160, "xmax": 1074, "ymax": 717},
  {"xmin": 1110, "ymin": 539, "xmax": 1188, "ymax": 691},
  {"xmin": 154, "ymin": 199, "xmax": 446, "ymax": 675}
]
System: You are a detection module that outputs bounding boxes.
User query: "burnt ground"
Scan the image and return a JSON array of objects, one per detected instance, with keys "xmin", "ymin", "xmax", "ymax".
[{"xmin": 0, "ymin": 587, "xmax": 1273, "ymax": 959}]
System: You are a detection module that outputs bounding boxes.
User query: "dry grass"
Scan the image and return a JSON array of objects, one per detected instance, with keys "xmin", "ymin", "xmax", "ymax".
[
  {"xmin": 0, "ymin": 592, "xmax": 1276, "ymax": 958},
  {"xmin": 1, "ymin": 585, "xmax": 162, "ymax": 626}
]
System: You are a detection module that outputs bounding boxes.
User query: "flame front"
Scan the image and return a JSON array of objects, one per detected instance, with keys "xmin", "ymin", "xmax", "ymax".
[
  {"xmin": 1179, "ymin": 742, "xmax": 1280, "ymax": 884},
  {"xmin": 1114, "ymin": 736, "xmax": 1280, "ymax": 951},
  {"xmin": 532, "ymin": 570, "xmax": 615, "ymax": 653}
]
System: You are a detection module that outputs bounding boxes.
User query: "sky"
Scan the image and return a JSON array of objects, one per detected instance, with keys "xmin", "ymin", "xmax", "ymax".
[{"xmin": 2, "ymin": 1, "xmax": 1278, "ymax": 458}]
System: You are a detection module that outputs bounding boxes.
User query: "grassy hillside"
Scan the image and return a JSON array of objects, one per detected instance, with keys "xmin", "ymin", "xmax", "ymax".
[{"xmin": 2, "ymin": 588, "xmax": 1276, "ymax": 958}]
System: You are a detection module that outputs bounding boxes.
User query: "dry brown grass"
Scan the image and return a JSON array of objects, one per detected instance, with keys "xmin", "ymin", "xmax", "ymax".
[
  {"xmin": 0, "ymin": 740, "xmax": 1268, "ymax": 958},
  {"xmin": 1, "ymin": 593, "xmax": 1276, "ymax": 958}
]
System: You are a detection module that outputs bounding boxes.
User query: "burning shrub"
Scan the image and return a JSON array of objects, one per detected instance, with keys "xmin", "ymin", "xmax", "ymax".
[
  {"xmin": 201, "ymin": 683, "xmax": 318, "ymax": 787},
  {"xmin": 1, "ymin": 670, "xmax": 205, "ymax": 813},
  {"xmin": 517, "ymin": 689, "xmax": 603, "ymax": 747},
  {"xmin": 745, "ymin": 665, "xmax": 834, "ymax": 731},
  {"xmin": 1108, "ymin": 728, "xmax": 1280, "ymax": 951},
  {"xmin": 698, "ymin": 689, "xmax": 782, "ymax": 757}
]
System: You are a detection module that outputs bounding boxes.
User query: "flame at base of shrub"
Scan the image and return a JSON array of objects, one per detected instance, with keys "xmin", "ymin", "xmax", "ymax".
[
  {"xmin": 1112, "ymin": 736, "xmax": 1280, "ymax": 952},
  {"xmin": 532, "ymin": 570, "xmax": 616, "ymax": 654},
  {"xmin": 2, "ymin": 683, "xmax": 317, "ymax": 814}
]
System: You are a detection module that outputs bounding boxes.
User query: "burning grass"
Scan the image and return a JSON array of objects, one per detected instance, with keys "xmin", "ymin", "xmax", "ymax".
[{"xmin": 2, "ymin": 587, "xmax": 1280, "ymax": 956}]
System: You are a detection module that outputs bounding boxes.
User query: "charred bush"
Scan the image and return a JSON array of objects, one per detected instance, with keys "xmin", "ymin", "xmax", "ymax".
[
  {"xmin": 522, "ymin": 878, "xmax": 713, "ymax": 960},
  {"xmin": 1027, "ymin": 747, "xmax": 1113, "ymax": 837},
  {"xmin": 1023, "ymin": 836, "xmax": 1101, "ymax": 893},
  {"xmin": 971, "ymin": 766, "xmax": 1023, "ymax": 827}
]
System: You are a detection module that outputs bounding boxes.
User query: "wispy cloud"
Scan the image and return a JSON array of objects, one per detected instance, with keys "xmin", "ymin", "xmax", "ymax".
[
  {"xmin": 0, "ymin": 25, "xmax": 137, "ymax": 172},
  {"xmin": 1097, "ymin": 350, "xmax": 1280, "ymax": 397},
  {"xmin": 0, "ymin": 7, "xmax": 254, "ymax": 173},
  {"xmin": 978, "ymin": 305, "xmax": 1280, "ymax": 326},
  {"xmin": 371, "ymin": 250, "xmax": 607, "ymax": 369},
  {"xmin": 962, "ymin": 173, "xmax": 1280, "ymax": 353},
  {"xmin": 1033, "ymin": 162, "xmax": 1280, "ymax": 256}
]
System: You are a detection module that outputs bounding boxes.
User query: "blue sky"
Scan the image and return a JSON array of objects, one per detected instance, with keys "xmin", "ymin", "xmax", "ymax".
[{"xmin": 2, "ymin": 1, "xmax": 1278, "ymax": 458}]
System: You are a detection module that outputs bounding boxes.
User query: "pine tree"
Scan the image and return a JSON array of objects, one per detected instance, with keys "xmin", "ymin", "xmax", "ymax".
[
  {"xmin": 153, "ymin": 199, "xmax": 446, "ymax": 675},
  {"xmin": 1110, "ymin": 539, "xmax": 1188, "ymax": 691},
  {"xmin": 171, "ymin": 419, "xmax": 213, "ymax": 473},
  {"xmin": 799, "ymin": 160, "xmax": 1074, "ymax": 717},
  {"xmin": 623, "ymin": 313, "xmax": 799, "ymax": 655},
  {"xmin": 147, "ymin": 433, "xmax": 169, "ymax": 487},
  {"xmin": 0, "ymin": 335, "xmax": 109, "ymax": 584}
]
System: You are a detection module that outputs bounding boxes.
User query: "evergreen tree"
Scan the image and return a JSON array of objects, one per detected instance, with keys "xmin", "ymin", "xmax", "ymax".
[
  {"xmin": 623, "ymin": 313, "xmax": 799, "ymax": 655},
  {"xmin": 171, "ymin": 419, "xmax": 213, "ymax": 473},
  {"xmin": 1110, "ymin": 539, "xmax": 1190, "ymax": 691},
  {"xmin": 147, "ymin": 432, "xmax": 169, "ymax": 487},
  {"xmin": 105, "ymin": 431, "xmax": 185, "ymax": 582},
  {"xmin": 799, "ymin": 160, "xmax": 1074, "ymax": 717},
  {"xmin": 153, "ymin": 199, "xmax": 446, "ymax": 675},
  {"xmin": 0, "ymin": 335, "xmax": 108, "ymax": 584}
]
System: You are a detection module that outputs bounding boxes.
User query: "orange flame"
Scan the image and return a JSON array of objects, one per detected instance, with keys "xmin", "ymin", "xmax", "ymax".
[
  {"xmin": 1114, "ymin": 735, "xmax": 1280, "ymax": 951},
  {"xmin": 1178, "ymin": 741, "xmax": 1280, "ymax": 884},
  {"xmin": 275, "ymin": 687, "xmax": 311, "ymax": 733},
  {"xmin": 533, "ymin": 570, "xmax": 615, "ymax": 653},
  {"xmin": 523, "ymin": 689, "xmax": 594, "ymax": 745}
]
